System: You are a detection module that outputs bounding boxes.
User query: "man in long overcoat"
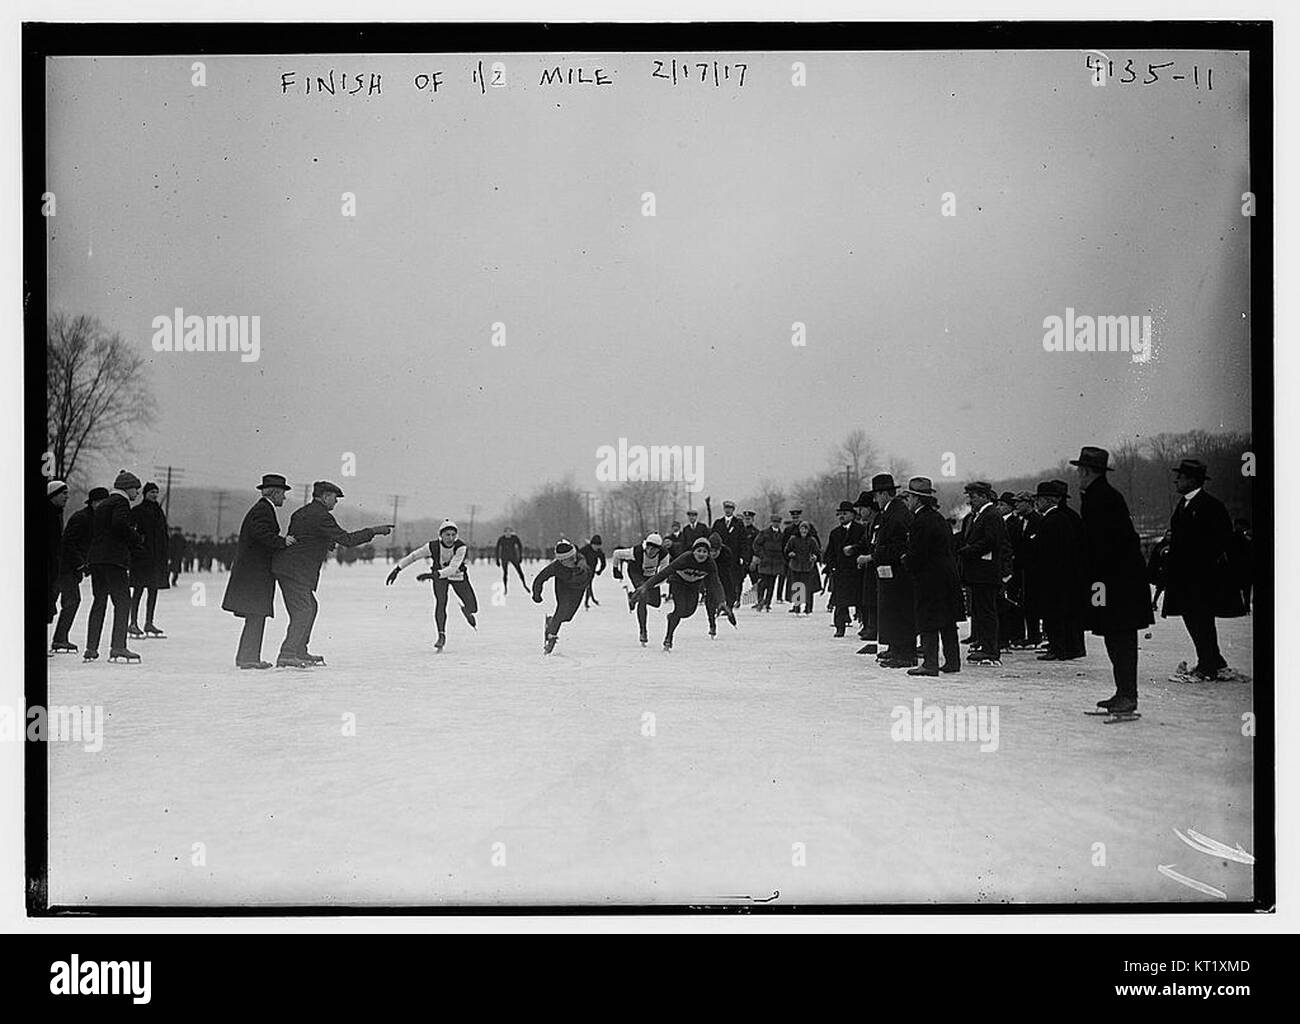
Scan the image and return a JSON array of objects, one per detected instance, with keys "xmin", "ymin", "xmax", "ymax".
[
  {"xmin": 901, "ymin": 477, "xmax": 963, "ymax": 675},
  {"xmin": 823, "ymin": 500, "xmax": 865, "ymax": 636},
  {"xmin": 1160, "ymin": 458, "xmax": 1245, "ymax": 679},
  {"xmin": 956, "ymin": 480, "xmax": 1009, "ymax": 664},
  {"xmin": 869, "ymin": 474, "xmax": 917, "ymax": 666},
  {"xmin": 1071, "ymin": 446, "xmax": 1154, "ymax": 713},
  {"xmin": 221, "ymin": 474, "xmax": 295, "ymax": 668}
]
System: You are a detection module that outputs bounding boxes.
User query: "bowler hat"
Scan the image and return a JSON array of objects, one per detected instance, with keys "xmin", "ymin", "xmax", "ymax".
[
  {"xmin": 906, "ymin": 476, "xmax": 937, "ymax": 496},
  {"xmin": 1035, "ymin": 480, "xmax": 1068, "ymax": 498},
  {"xmin": 1172, "ymin": 458, "xmax": 1210, "ymax": 480},
  {"xmin": 837, "ymin": 500, "xmax": 855, "ymax": 512},
  {"xmin": 870, "ymin": 474, "xmax": 897, "ymax": 493},
  {"xmin": 257, "ymin": 473, "xmax": 291, "ymax": 490},
  {"xmin": 1068, "ymin": 446, "xmax": 1112, "ymax": 472}
]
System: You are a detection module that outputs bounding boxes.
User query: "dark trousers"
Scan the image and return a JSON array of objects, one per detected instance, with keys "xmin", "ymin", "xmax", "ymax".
[
  {"xmin": 545, "ymin": 587, "xmax": 584, "ymax": 637},
  {"xmin": 920, "ymin": 624, "xmax": 960, "ymax": 670},
  {"xmin": 1182, "ymin": 610, "xmax": 1225, "ymax": 671},
  {"xmin": 969, "ymin": 582, "xmax": 999, "ymax": 656},
  {"xmin": 86, "ymin": 565, "xmax": 130, "ymax": 652},
  {"xmin": 432, "ymin": 577, "xmax": 478, "ymax": 633},
  {"xmin": 755, "ymin": 574, "xmax": 776, "ymax": 609},
  {"xmin": 130, "ymin": 586, "xmax": 158, "ymax": 627},
  {"xmin": 52, "ymin": 572, "xmax": 83, "ymax": 644},
  {"xmin": 1103, "ymin": 631, "xmax": 1139, "ymax": 701},
  {"xmin": 236, "ymin": 615, "xmax": 267, "ymax": 664},
  {"xmin": 277, "ymin": 579, "xmax": 318, "ymax": 658},
  {"xmin": 501, "ymin": 559, "xmax": 526, "ymax": 592},
  {"xmin": 719, "ymin": 564, "xmax": 741, "ymax": 607},
  {"xmin": 665, "ymin": 580, "xmax": 702, "ymax": 640}
]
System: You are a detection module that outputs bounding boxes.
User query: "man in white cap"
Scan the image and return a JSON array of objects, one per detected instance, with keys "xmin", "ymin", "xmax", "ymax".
[
  {"xmin": 530, "ymin": 539, "xmax": 592, "ymax": 654},
  {"xmin": 386, "ymin": 518, "xmax": 477, "ymax": 652},
  {"xmin": 610, "ymin": 532, "xmax": 671, "ymax": 645}
]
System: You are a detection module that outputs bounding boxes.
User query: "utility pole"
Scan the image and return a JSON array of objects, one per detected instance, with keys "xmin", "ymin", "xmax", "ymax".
[
  {"xmin": 846, "ymin": 464, "xmax": 852, "ymax": 500},
  {"xmin": 387, "ymin": 493, "xmax": 403, "ymax": 528},
  {"xmin": 153, "ymin": 465, "xmax": 184, "ymax": 519},
  {"xmin": 467, "ymin": 504, "xmax": 477, "ymax": 545},
  {"xmin": 213, "ymin": 490, "xmax": 228, "ymax": 537}
]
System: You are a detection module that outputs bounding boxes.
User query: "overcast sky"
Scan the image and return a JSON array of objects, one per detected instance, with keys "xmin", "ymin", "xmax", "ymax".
[{"xmin": 46, "ymin": 49, "xmax": 1251, "ymax": 519}]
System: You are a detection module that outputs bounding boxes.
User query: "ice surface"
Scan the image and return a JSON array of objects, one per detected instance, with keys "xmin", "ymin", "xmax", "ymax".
[{"xmin": 44, "ymin": 560, "xmax": 1255, "ymax": 907}]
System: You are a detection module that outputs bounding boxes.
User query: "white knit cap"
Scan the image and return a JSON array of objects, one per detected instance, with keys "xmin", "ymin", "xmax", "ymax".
[
  {"xmin": 47, "ymin": 480, "xmax": 68, "ymax": 497},
  {"xmin": 645, "ymin": 532, "xmax": 663, "ymax": 547},
  {"xmin": 439, "ymin": 519, "xmax": 458, "ymax": 533}
]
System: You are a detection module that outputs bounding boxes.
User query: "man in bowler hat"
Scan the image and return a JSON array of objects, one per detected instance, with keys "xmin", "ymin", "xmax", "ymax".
[
  {"xmin": 221, "ymin": 473, "xmax": 297, "ymax": 669},
  {"xmin": 1070, "ymin": 446, "xmax": 1153, "ymax": 713}
]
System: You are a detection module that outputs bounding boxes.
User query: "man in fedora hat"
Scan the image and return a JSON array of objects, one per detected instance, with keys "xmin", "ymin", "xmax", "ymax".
[
  {"xmin": 956, "ymin": 480, "xmax": 1010, "ymax": 665},
  {"xmin": 271, "ymin": 480, "xmax": 392, "ymax": 668},
  {"xmin": 1161, "ymin": 458, "xmax": 1243, "ymax": 680},
  {"xmin": 900, "ymin": 477, "xmax": 963, "ymax": 675},
  {"xmin": 221, "ymin": 474, "xmax": 297, "ymax": 669},
  {"xmin": 1011, "ymin": 491, "xmax": 1043, "ymax": 648},
  {"xmin": 823, "ymin": 499, "xmax": 865, "ymax": 636},
  {"xmin": 867, "ymin": 473, "xmax": 917, "ymax": 666},
  {"xmin": 1070, "ymin": 446, "xmax": 1153, "ymax": 713}
]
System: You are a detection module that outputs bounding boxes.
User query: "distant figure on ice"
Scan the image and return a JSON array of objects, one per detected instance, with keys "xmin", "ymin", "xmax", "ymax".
[
  {"xmin": 749, "ymin": 513, "xmax": 785, "ymax": 611},
  {"xmin": 51, "ymin": 486, "xmax": 106, "ymax": 654},
  {"xmin": 221, "ymin": 473, "xmax": 296, "ymax": 669},
  {"xmin": 784, "ymin": 520, "xmax": 822, "ymax": 615},
  {"xmin": 579, "ymin": 535, "xmax": 606, "ymax": 608},
  {"xmin": 272, "ymin": 481, "xmax": 392, "ymax": 668},
  {"xmin": 531, "ymin": 539, "xmax": 592, "ymax": 654},
  {"xmin": 495, "ymin": 526, "xmax": 528, "ymax": 594},
  {"xmin": 168, "ymin": 525, "xmax": 187, "ymax": 586},
  {"xmin": 634, "ymin": 536, "xmax": 735, "ymax": 651},
  {"xmin": 1071, "ymin": 446, "xmax": 1153, "ymax": 716},
  {"xmin": 710, "ymin": 500, "xmax": 746, "ymax": 610},
  {"xmin": 1161, "ymin": 458, "xmax": 1245, "ymax": 681},
  {"xmin": 387, "ymin": 519, "xmax": 477, "ymax": 652},
  {"xmin": 45, "ymin": 480, "xmax": 70, "ymax": 654},
  {"xmin": 610, "ymin": 531, "xmax": 670, "ymax": 645},
  {"xmin": 128, "ymin": 482, "xmax": 170, "ymax": 638},
  {"xmin": 85, "ymin": 470, "xmax": 144, "ymax": 662},
  {"xmin": 822, "ymin": 500, "xmax": 863, "ymax": 632}
]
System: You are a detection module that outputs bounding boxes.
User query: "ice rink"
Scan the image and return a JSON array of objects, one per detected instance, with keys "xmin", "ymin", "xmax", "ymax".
[{"xmin": 43, "ymin": 559, "xmax": 1255, "ymax": 907}]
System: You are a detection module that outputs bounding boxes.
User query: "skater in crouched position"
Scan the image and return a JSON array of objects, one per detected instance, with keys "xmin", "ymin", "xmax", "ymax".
[
  {"xmin": 386, "ymin": 519, "xmax": 478, "ymax": 652},
  {"xmin": 610, "ymin": 532, "xmax": 671, "ymax": 645},
  {"xmin": 531, "ymin": 539, "xmax": 591, "ymax": 654},
  {"xmin": 634, "ymin": 536, "xmax": 735, "ymax": 650}
]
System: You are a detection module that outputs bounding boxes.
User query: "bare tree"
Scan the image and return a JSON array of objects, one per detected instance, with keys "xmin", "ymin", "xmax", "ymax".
[
  {"xmin": 886, "ymin": 454, "xmax": 915, "ymax": 483},
  {"xmin": 47, "ymin": 313, "xmax": 156, "ymax": 481},
  {"xmin": 1111, "ymin": 437, "xmax": 1145, "ymax": 514},
  {"xmin": 747, "ymin": 478, "xmax": 787, "ymax": 519},
  {"xmin": 832, "ymin": 429, "xmax": 880, "ymax": 493}
]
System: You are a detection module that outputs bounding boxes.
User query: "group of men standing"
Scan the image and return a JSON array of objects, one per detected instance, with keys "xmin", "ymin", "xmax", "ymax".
[{"xmin": 45, "ymin": 470, "xmax": 173, "ymax": 661}]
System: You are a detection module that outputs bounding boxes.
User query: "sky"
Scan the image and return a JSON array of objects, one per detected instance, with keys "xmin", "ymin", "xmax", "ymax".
[{"xmin": 45, "ymin": 48, "xmax": 1252, "ymax": 520}]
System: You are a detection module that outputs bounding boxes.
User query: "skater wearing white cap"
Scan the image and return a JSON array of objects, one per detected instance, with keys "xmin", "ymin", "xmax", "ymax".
[
  {"xmin": 531, "ymin": 540, "xmax": 592, "ymax": 654},
  {"xmin": 610, "ymin": 532, "xmax": 671, "ymax": 645},
  {"xmin": 386, "ymin": 519, "xmax": 478, "ymax": 652}
]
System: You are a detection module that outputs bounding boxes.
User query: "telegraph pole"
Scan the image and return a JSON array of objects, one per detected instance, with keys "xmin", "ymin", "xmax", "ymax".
[
  {"xmin": 467, "ymin": 504, "xmax": 477, "ymax": 545},
  {"xmin": 846, "ymin": 464, "xmax": 852, "ymax": 500},
  {"xmin": 152, "ymin": 465, "xmax": 184, "ymax": 519},
  {"xmin": 387, "ymin": 493, "xmax": 403, "ymax": 528},
  {"xmin": 213, "ymin": 490, "xmax": 228, "ymax": 536}
]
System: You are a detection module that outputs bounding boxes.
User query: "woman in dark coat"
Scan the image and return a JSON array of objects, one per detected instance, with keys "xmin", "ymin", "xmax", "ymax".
[
  {"xmin": 901, "ymin": 478, "xmax": 963, "ymax": 674},
  {"xmin": 784, "ymin": 521, "xmax": 821, "ymax": 614},
  {"xmin": 128, "ymin": 482, "xmax": 170, "ymax": 636}
]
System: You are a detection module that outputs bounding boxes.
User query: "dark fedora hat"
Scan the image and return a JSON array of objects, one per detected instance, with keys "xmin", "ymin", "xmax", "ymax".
[
  {"xmin": 870, "ymin": 473, "xmax": 897, "ymax": 493},
  {"xmin": 1035, "ymin": 480, "xmax": 1067, "ymax": 498},
  {"xmin": 854, "ymin": 490, "xmax": 873, "ymax": 507},
  {"xmin": 257, "ymin": 473, "xmax": 291, "ymax": 490},
  {"xmin": 906, "ymin": 476, "xmax": 937, "ymax": 497},
  {"xmin": 998, "ymin": 490, "xmax": 1017, "ymax": 504},
  {"xmin": 1172, "ymin": 458, "xmax": 1210, "ymax": 480},
  {"xmin": 836, "ymin": 500, "xmax": 855, "ymax": 512},
  {"xmin": 1068, "ymin": 446, "xmax": 1112, "ymax": 472}
]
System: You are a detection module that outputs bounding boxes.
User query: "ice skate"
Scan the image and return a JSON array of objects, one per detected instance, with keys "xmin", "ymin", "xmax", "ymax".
[
  {"xmin": 51, "ymin": 640, "xmax": 78, "ymax": 654},
  {"xmin": 434, "ymin": 633, "xmax": 446, "ymax": 652},
  {"xmin": 108, "ymin": 647, "xmax": 141, "ymax": 663},
  {"xmin": 143, "ymin": 624, "xmax": 166, "ymax": 638}
]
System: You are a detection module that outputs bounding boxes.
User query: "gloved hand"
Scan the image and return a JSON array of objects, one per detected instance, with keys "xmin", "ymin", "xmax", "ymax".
[
  {"xmin": 416, "ymin": 572, "xmax": 435, "ymax": 582},
  {"xmin": 532, "ymin": 593, "xmax": 543, "ymax": 603},
  {"xmin": 385, "ymin": 567, "xmax": 400, "ymax": 586}
]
